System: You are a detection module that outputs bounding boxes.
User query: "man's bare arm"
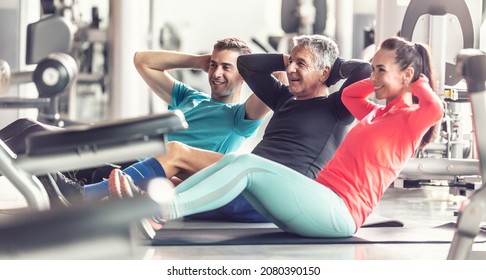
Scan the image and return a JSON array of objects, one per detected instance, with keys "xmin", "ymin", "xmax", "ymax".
[{"xmin": 134, "ymin": 50, "xmax": 211, "ymax": 105}]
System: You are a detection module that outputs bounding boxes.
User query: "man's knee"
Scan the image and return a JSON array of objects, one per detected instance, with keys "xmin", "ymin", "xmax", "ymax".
[
  {"xmin": 157, "ymin": 141, "xmax": 191, "ymax": 177},
  {"xmin": 166, "ymin": 141, "xmax": 180, "ymax": 153},
  {"xmin": 165, "ymin": 141, "xmax": 189, "ymax": 162}
]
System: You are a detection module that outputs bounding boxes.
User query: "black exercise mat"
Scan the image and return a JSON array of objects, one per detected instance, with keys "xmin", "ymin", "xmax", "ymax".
[
  {"xmin": 360, "ymin": 214, "xmax": 403, "ymax": 228},
  {"xmin": 178, "ymin": 213, "xmax": 404, "ymax": 229},
  {"xmin": 148, "ymin": 222, "xmax": 486, "ymax": 246}
]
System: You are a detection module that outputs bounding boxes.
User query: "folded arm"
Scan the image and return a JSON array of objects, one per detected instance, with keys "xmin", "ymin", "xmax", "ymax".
[
  {"xmin": 133, "ymin": 50, "xmax": 211, "ymax": 105},
  {"xmin": 238, "ymin": 54, "xmax": 288, "ymax": 112},
  {"xmin": 408, "ymin": 75, "xmax": 444, "ymax": 132},
  {"xmin": 341, "ymin": 78, "xmax": 378, "ymax": 121}
]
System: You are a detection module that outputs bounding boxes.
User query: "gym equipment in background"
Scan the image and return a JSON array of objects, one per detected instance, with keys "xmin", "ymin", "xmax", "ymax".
[
  {"xmin": 447, "ymin": 49, "xmax": 486, "ymax": 260},
  {"xmin": 0, "ymin": 14, "xmax": 79, "ymax": 127},
  {"xmin": 0, "ymin": 52, "xmax": 78, "ymax": 126}
]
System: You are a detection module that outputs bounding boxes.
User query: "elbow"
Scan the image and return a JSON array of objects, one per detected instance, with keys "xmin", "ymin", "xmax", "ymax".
[
  {"xmin": 341, "ymin": 87, "xmax": 352, "ymax": 107},
  {"xmin": 133, "ymin": 52, "xmax": 155, "ymax": 80},
  {"xmin": 133, "ymin": 52, "xmax": 143, "ymax": 70},
  {"xmin": 437, "ymin": 104, "xmax": 445, "ymax": 121},
  {"xmin": 133, "ymin": 51, "xmax": 150, "ymax": 71},
  {"xmin": 236, "ymin": 55, "xmax": 249, "ymax": 78},
  {"xmin": 431, "ymin": 100, "xmax": 445, "ymax": 123},
  {"xmin": 236, "ymin": 55, "xmax": 245, "ymax": 72}
]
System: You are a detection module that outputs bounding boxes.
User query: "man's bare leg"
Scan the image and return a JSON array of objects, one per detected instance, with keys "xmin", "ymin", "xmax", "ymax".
[{"xmin": 154, "ymin": 141, "xmax": 224, "ymax": 181}]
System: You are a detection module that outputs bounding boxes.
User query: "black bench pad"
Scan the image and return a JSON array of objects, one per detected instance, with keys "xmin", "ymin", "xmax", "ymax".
[{"xmin": 26, "ymin": 111, "xmax": 187, "ymax": 156}]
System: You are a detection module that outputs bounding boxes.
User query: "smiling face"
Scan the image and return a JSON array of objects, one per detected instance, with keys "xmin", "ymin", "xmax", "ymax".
[
  {"xmin": 286, "ymin": 46, "xmax": 328, "ymax": 100},
  {"xmin": 370, "ymin": 48, "xmax": 412, "ymax": 104},
  {"xmin": 207, "ymin": 49, "xmax": 244, "ymax": 102}
]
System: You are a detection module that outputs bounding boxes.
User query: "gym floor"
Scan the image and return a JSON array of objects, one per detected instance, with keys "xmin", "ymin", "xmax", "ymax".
[
  {"xmin": 1, "ymin": 176, "xmax": 485, "ymax": 260},
  {"xmin": 132, "ymin": 185, "xmax": 485, "ymax": 260}
]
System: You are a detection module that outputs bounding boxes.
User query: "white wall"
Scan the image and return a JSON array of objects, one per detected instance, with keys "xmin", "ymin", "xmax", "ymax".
[
  {"xmin": 151, "ymin": 0, "xmax": 283, "ymax": 94},
  {"xmin": 108, "ymin": 0, "xmax": 152, "ymax": 119},
  {"xmin": 354, "ymin": 0, "xmax": 376, "ymax": 14}
]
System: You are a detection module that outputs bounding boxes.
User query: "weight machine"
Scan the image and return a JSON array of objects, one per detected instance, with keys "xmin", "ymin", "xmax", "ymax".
[
  {"xmin": 0, "ymin": 14, "xmax": 79, "ymax": 127},
  {"xmin": 447, "ymin": 49, "xmax": 486, "ymax": 260},
  {"xmin": 385, "ymin": 0, "xmax": 485, "ymax": 195}
]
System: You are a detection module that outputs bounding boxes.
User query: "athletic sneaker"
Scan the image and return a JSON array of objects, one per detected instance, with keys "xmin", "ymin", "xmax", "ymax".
[
  {"xmin": 37, "ymin": 171, "xmax": 85, "ymax": 208},
  {"xmin": 108, "ymin": 168, "xmax": 142, "ymax": 199},
  {"xmin": 107, "ymin": 169, "xmax": 161, "ymax": 239}
]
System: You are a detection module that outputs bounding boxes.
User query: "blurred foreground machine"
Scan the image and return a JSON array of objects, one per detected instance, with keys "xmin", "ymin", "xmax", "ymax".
[
  {"xmin": 447, "ymin": 49, "xmax": 486, "ymax": 260},
  {"xmin": 0, "ymin": 110, "xmax": 188, "ymax": 259}
]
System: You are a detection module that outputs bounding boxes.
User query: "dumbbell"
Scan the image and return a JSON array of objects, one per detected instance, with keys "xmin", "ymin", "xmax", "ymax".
[{"xmin": 0, "ymin": 52, "xmax": 78, "ymax": 98}]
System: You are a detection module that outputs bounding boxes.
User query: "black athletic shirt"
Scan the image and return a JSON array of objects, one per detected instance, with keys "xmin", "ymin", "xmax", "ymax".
[{"xmin": 237, "ymin": 54, "xmax": 372, "ymax": 179}]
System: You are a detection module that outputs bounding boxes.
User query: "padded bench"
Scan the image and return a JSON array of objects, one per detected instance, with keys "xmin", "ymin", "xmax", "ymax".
[
  {"xmin": 0, "ymin": 110, "xmax": 187, "ymax": 210},
  {"xmin": 26, "ymin": 110, "xmax": 187, "ymax": 156}
]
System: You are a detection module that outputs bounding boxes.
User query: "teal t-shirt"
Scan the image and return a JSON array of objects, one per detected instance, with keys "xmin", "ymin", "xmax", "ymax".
[{"xmin": 167, "ymin": 81, "xmax": 262, "ymax": 154}]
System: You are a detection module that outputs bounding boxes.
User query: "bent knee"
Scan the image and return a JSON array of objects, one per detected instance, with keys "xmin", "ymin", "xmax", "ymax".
[
  {"xmin": 235, "ymin": 153, "xmax": 266, "ymax": 163},
  {"xmin": 166, "ymin": 141, "xmax": 189, "ymax": 157},
  {"xmin": 165, "ymin": 141, "xmax": 198, "ymax": 168}
]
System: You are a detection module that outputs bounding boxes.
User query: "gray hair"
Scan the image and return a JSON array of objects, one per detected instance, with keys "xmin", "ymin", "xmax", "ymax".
[{"xmin": 292, "ymin": 34, "xmax": 339, "ymax": 69}]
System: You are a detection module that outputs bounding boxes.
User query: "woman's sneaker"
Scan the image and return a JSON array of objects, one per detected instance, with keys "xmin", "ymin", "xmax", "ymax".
[{"xmin": 107, "ymin": 169, "xmax": 159, "ymax": 239}]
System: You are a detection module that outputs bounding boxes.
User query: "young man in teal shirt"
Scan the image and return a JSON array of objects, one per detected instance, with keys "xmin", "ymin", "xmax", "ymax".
[{"xmin": 81, "ymin": 37, "xmax": 270, "ymax": 201}]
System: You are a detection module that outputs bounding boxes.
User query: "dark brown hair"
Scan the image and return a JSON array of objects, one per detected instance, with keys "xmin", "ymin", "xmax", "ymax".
[{"xmin": 213, "ymin": 37, "xmax": 252, "ymax": 55}]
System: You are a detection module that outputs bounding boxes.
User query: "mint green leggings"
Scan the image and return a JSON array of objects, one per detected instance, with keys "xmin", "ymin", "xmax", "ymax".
[{"xmin": 168, "ymin": 153, "xmax": 356, "ymax": 238}]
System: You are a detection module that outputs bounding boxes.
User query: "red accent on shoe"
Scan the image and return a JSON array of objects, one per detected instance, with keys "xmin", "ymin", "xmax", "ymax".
[
  {"xmin": 120, "ymin": 174, "xmax": 134, "ymax": 198},
  {"xmin": 107, "ymin": 168, "xmax": 164, "ymax": 236},
  {"xmin": 148, "ymin": 216, "xmax": 165, "ymax": 231},
  {"xmin": 108, "ymin": 169, "xmax": 123, "ymax": 199}
]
